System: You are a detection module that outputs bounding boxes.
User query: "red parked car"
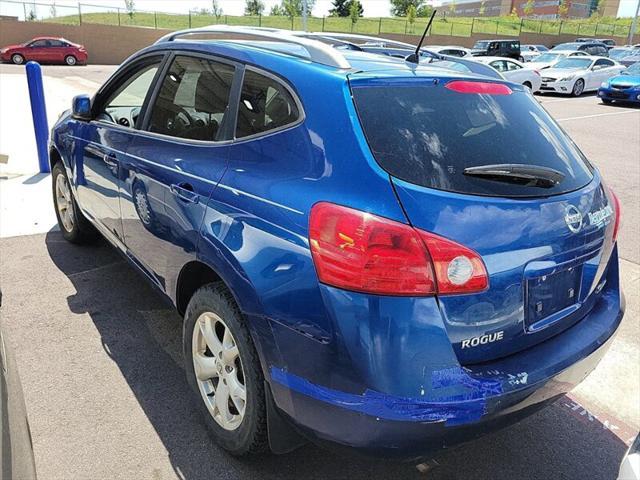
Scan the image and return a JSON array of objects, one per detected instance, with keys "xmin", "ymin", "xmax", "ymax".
[{"xmin": 0, "ymin": 36, "xmax": 88, "ymax": 66}]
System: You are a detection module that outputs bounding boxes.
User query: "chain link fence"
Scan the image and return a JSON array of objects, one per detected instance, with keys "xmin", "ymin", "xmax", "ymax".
[{"xmin": 0, "ymin": 0, "xmax": 633, "ymax": 39}]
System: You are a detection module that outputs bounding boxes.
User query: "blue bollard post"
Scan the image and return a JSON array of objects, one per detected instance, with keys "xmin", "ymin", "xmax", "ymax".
[{"xmin": 26, "ymin": 61, "xmax": 50, "ymax": 174}]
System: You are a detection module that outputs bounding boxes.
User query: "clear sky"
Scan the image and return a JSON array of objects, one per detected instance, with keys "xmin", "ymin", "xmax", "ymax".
[{"xmin": 4, "ymin": 0, "xmax": 639, "ymax": 18}]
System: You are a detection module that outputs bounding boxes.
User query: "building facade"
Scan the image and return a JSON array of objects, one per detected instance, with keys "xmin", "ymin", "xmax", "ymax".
[{"xmin": 439, "ymin": 0, "xmax": 621, "ymax": 19}]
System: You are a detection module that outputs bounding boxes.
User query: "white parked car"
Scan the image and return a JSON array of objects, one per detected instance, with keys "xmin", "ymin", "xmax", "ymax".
[
  {"xmin": 528, "ymin": 50, "xmax": 588, "ymax": 70},
  {"xmin": 472, "ymin": 56, "xmax": 542, "ymax": 92},
  {"xmin": 521, "ymin": 44, "xmax": 549, "ymax": 62},
  {"xmin": 425, "ymin": 45, "xmax": 471, "ymax": 57},
  {"xmin": 618, "ymin": 434, "xmax": 640, "ymax": 480},
  {"xmin": 539, "ymin": 56, "xmax": 625, "ymax": 96}
]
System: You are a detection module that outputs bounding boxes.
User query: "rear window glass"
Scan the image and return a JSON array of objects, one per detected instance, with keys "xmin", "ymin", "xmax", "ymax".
[{"xmin": 351, "ymin": 80, "xmax": 593, "ymax": 197}]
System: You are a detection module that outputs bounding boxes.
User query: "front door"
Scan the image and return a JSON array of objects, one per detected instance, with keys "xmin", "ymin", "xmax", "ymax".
[
  {"xmin": 121, "ymin": 54, "xmax": 237, "ymax": 295},
  {"xmin": 74, "ymin": 55, "xmax": 163, "ymax": 243}
]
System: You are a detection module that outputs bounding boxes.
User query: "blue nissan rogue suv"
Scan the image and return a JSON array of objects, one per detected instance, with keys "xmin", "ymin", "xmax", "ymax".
[{"xmin": 49, "ymin": 27, "xmax": 624, "ymax": 460}]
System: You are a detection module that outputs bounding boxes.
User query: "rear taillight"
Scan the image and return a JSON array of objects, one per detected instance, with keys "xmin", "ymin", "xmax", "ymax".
[
  {"xmin": 608, "ymin": 188, "xmax": 621, "ymax": 242},
  {"xmin": 445, "ymin": 80, "xmax": 512, "ymax": 96},
  {"xmin": 309, "ymin": 202, "xmax": 488, "ymax": 296}
]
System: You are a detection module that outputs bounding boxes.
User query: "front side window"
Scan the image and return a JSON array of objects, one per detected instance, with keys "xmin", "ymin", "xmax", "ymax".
[
  {"xmin": 490, "ymin": 60, "xmax": 507, "ymax": 72},
  {"xmin": 147, "ymin": 56, "xmax": 235, "ymax": 141},
  {"xmin": 506, "ymin": 61, "xmax": 522, "ymax": 71},
  {"xmin": 235, "ymin": 70, "xmax": 300, "ymax": 139},
  {"xmin": 98, "ymin": 58, "xmax": 161, "ymax": 128}
]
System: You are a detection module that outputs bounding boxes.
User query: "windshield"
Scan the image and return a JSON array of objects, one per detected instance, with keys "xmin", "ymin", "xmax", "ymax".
[
  {"xmin": 473, "ymin": 41, "xmax": 489, "ymax": 49},
  {"xmin": 537, "ymin": 45, "xmax": 549, "ymax": 51},
  {"xmin": 535, "ymin": 53, "xmax": 561, "ymax": 63},
  {"xmin": 609, "ymin": 49, "xmax": 632, "ymax": 59},
  {"xmin": 624, "ymin": 62, "xmax": 640, "ymax": 75},
  {"xmin": 553, "ymin": 43, "xmax": 581, "ymax": 51},
  {"xmin": 554, "ymin": 58, "xmax": 592, "ymax": 69},
  {"xmin": 351, "ymin": 80, "xmax": 593, "ymax": 197}
]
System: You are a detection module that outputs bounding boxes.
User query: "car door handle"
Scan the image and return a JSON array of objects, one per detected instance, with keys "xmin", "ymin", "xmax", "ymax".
[
  {"xmin": 170, "ymin": 183, "xmax": 199, "ymax": 204},
  {"xmin": 103, "ymin": 153, "xmax": 118, "ymax": 168}
]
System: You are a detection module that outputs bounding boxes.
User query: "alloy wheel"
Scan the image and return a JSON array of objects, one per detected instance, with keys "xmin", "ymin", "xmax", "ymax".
[
  {"xmin": 11, "ymin": 54, "xmax": 24, "ymax": 65},
  {"xmin": 55, "ymin": 174, "xmax": 75, "ymax": 232},
  {"xmin": 573, "ymin": 79, "xmax": 584, "ymax": 96},
  {"xmin": 192, "ymin": 312, "xmax": 246, "ymax": 431}
]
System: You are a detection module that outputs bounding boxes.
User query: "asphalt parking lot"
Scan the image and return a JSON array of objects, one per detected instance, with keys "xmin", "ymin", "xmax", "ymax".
[{"xmin": 0, "ymin": 64, "xmax": 638, "ymax": 480}]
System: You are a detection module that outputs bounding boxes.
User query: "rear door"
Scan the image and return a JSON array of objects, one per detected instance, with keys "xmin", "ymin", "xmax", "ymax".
[
  {"xmin": 349, "ymin": 74, "xmax": 617, "ymax": 364},
  {"xmin": 47, "ymin": 39, "xmax": 67, "ymax": 63},
  {"xmin": 122, "ymin": 53, "xmax": 237, "ymax": 294}
]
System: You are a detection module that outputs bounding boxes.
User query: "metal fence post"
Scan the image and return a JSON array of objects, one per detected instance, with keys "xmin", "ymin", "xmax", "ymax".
[
  {"xmin": 559, "ymin": 20, "xmax": 563, "ymax": 34},
  {"xmin": 471, "ymin": 17, "xmax": 475, "ymax": 34},
  {"xmin": 259, "ymin": 14, "xmax": 261, "ymax": 27},
  {"xmin": 291, "ymin": 16, "xmax": 294, "ymax": 30},
  {"xmin": 378, "ymin": 17, "xmax": 382, "ymax": 34},
  {"xmin": 519, "ymin": 18, "xmax": 523, "ymax": 35},
  {"xmin": 189, "ymin": 10, "xmax": 192, "ymax": 28},
  {"xmin": 322, "ymin": 16, "xmax": 326, "ymax": 31},
  {"xmin": 154, "ymin": 11, "xmax": 157, "ymax": 28},
  {"xmin": 450, "ymin": 22, "xmax": 453, "ymax": 35},
  {"xmin": 78, "ymin": 3, "xmax": 82, "ymax": 24},
  {"xmin": 117, "ymin": 7, "xmax": 121, "ymax": 25},
  {"xmin": 495, "ymin": 20, "xmax": 499, "ymax": 34},
  {"xmin": 23, "ymin": 2, "xmax": 27, "ymax": 21},
  {"xmin": 404, "ymin": 20, "xmax": 408, "ymax": 34},
  {"xmin": 25, "ymin": 62, "xmax": 50, "ymax": 174}
]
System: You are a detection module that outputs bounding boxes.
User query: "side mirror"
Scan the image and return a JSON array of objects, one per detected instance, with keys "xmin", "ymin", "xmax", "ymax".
[{"xmin": 72, "ymin": 94, "xmax": 91, "ymax": 121}]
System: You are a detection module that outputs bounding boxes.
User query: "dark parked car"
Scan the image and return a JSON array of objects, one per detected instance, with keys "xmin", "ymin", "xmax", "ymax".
[
  {"xmin": 553, "ymin": 42, "xmax": 609, "ymax": 57},
  {"xmin": 0, "ymin": 36, "xmax": 87, "ymax": 65},
  {"xmin": 471, "ymin": 39, "xmax": 522, "ymax": 60},
  {"xmin": 576, "ymin": 38, "xmax": 616, "ymax": 49},
  {"xmin": 49, "ymin": 26, "xmax": 624, "ymax": 460},
  {"xmin": 0, "ymin": 291, "xmax": 37, "ymax": 479}
]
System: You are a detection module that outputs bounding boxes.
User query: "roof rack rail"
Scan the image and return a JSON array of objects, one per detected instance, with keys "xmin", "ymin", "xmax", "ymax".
[{"xmin": 154, "ymin": 25, "xmax": 351, "ymax": 69}]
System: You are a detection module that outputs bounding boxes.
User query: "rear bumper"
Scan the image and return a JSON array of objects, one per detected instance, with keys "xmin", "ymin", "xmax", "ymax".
[{"xmin": 267, "ymin": 268, "xmax": 624, "ymax": 460}]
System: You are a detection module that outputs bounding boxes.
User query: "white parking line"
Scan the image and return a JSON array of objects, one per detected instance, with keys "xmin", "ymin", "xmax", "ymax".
[{"xmin": 556, "ymin": 110, "xmax": 640, "ymax": 122}]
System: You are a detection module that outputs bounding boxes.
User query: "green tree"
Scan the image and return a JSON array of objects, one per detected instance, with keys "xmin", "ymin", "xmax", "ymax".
[
  {"xmin": 390, "ymin": 0, "xmax": 424, "ymax": 17},
  {"xmin": 50, "ymin": 1, "xmax": 57, "ymax": 18},
  {"xmin": 270, "ymin": 4, "xmax": 285, "ymax": 15},
  {"xmin": 523, "ymin": 0, "xmax": 534, "ymax": 16},
  {"xmin": 407, "ymin": 4, "xmax": 417, "ymax": 32},
  {"xmin": 330, "ymin": 0, "xmax": 363, "ymax": 17},
  {"xmin": 416, "ymin": 4, "xmax": 433, "ymax": 16},
  {"xmin": 124, "ymin": 0, "xmax": 134, "ymax": 19},
  {"xmin": 278, "ymin": 0, "xmax": 316, "ymax": 18},
  {"xmin": 591, "ymin": 0, "xmax": 604, "ymax": 17},
  {"xmin": 478, "ymin": 0, "xmax": 486, "ymax": 15},
  {"xmin": 26, "ymin": 7, "xmax": 36, "ymax": 21},
  {"xmin": 558, "ymin": 0, "xmax": 570, "ymax": 18},
  {"xmin": 509, "ymin": 6, "xmax": 519, "ymax": 18},
  {"xmin": 211, "ymin": 0, "xmax": 223, "ymax": 18},
  {"xmin": 349, "ymin": 0, "xmax": 362, "ymax": 29},
  {"xmin": 245, "ymin": 0, "xmax": 264, "ymax": 15}
]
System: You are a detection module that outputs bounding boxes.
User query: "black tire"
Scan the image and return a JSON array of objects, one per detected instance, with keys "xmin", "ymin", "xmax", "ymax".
[
  {"xmin": 523, "ymin": 81, "xmax": 532, "ymax": 91},
  {"xmin": 51, "ymin": 162, "xmax": 98, "ymax": 244},
  {"xmin": 183, "ymin": 282, "xmax": 268, "ymax": 456},
  {"xmin": 64, "ymin": 55, "xmax": 77, "ymax": 66},
  {"xmin": 572, "ymin": 79, "xmax": 585, "ymax": 97},
  {"xmin": 11, "ymin": 54, "xmax": 24, "ymax": 65},
  {"xmin": 601, "ymin": 98, "xmax": 613, "ymax": 104}
]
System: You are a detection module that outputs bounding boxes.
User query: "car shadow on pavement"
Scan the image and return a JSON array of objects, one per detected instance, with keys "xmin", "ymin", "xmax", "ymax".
[{"xmin": 44, "ymin": 230, "xmax": 629, "ymax": 480}]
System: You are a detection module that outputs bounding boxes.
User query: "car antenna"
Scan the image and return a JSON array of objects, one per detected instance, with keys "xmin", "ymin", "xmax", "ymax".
[{"xmin": 406, "ymin": 9, "xmax": 437, "ymax": 64}]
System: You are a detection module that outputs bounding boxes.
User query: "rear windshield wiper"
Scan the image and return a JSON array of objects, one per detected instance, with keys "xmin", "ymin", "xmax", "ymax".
[{"xmin": 463, "ymin": 164, "xmax": 565, "ymax": 188}]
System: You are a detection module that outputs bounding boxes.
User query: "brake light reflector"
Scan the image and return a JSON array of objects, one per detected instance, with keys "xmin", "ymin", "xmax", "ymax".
[
  {"xmin": 418, "ymin": 231, "xmax": 489, "ymax": 295},
  {"xmin": 445, "ymin": 81, "xmax": 512, "ymax": 96},
  {"xmin": 309, "ymin": 203, "xmax": 488, "ymax": 296},
  {"xmin": 608, "ymin": 187, "xmax": 621, "ymax": 242}
]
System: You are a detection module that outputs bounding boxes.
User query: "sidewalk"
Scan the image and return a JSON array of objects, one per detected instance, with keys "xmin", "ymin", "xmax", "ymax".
[{"xmin": 0, "ymin": 65, "xmax": 108, "ymax": 238}]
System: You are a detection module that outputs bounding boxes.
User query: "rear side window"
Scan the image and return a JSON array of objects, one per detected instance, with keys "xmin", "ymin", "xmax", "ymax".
[
  {"xmin": 351, "ymin": 81, "xmax": 593, "ymax": 197},
  {"xmin": 147, "ymin": 56, "xmax": 234, "ymax": 141},
  {"xmin": 235, "ymin": 70, "xmax": 300, "ymax": 139}
]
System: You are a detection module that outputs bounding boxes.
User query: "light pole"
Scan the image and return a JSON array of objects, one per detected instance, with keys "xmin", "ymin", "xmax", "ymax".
[
  {"xmin": 629, "ymin": 0, "xmax": 640, "ymax": 45},
  {"xmin": 302, "ymin": 0, "xmax": 308, "ymax": 31}
]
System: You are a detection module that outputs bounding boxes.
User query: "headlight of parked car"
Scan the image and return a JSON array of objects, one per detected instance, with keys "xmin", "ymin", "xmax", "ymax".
[{"xmin": 560, "ymin": 75, "xmax": 576, "ymax": 81}]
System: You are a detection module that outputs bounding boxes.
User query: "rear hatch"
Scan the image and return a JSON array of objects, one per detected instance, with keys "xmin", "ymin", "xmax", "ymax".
[{"xmin": 349, "ymin": 73, "xmax": 617, "ymax": 364}]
